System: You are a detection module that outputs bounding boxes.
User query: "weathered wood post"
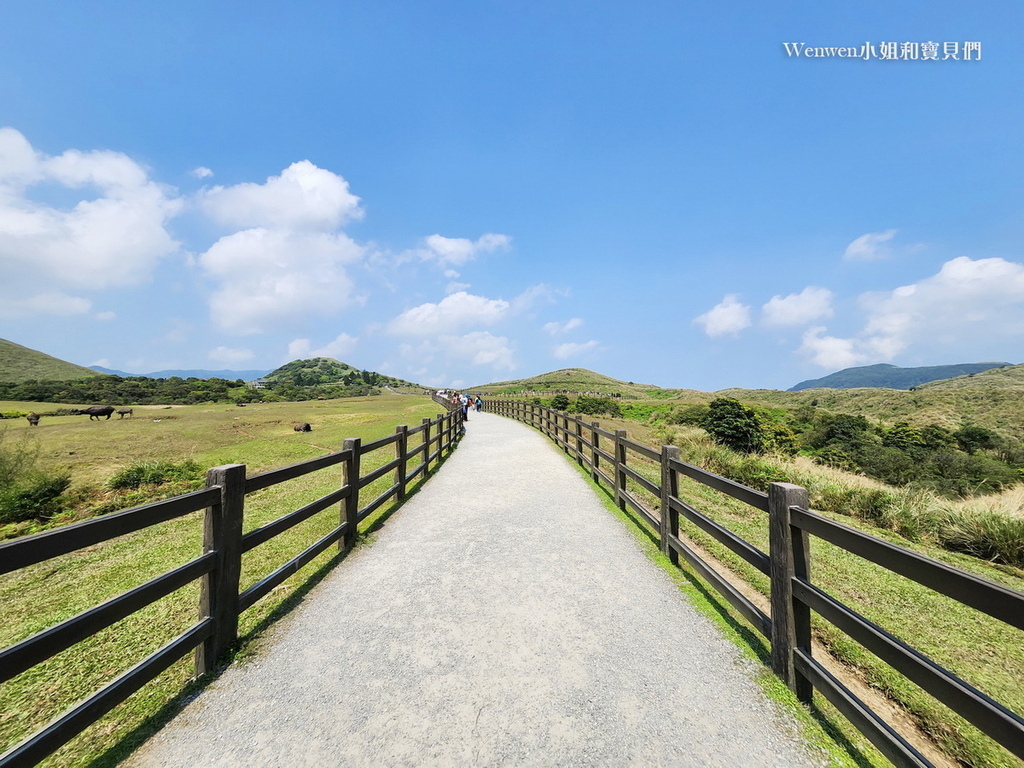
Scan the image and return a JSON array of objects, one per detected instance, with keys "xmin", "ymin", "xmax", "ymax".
[
  {"xmin": 575, "ymin": 416, "xmax": 584, "ymax": 466},
  {"xmin": 614, "ymin": 429, "xmax": 628, "ymax": 510},
  {"xmin": 421, "ymin": 417, "xmax": 432, "ymax": 474},
  {"xmin": 660, "ymin": 446, "xmax": 680, "ymax": 565},
  {"xmin": 196, "ymin": 463, "xmax": 245, "ymax": 676},
  {"xmin": 769, "ymin": 481, "xmax": 812, "ymax": 702},
  {"xmin": 342, "ymin": 438, "xmax": 362, "ymax": 551},
  {"xmin": 395, "ymin": 425, "xmax": 408, "ymax": 501},
  {"xmin": 591, "ymin": 422, "xmax": 601, "ymax": 484}
]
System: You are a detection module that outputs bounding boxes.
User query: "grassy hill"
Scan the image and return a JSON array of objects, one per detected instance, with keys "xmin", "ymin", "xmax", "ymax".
[
  {"xmin": 721, "ymin": 363, "xmax": 1024, "ymax": 437},
  {"xmin": 477, "ymin": 364, "xmax": 1024, "ymax": 438},
  {"xmin": 472, "ymin": 368, "xmax": 668, "ymax": 398},
  {"xmin": 0, "ymin": 339, "xmax": 102, "ymax": 383},
  {"xmin": 789, "ymin": 362, "xmax": 1014, "ymax": 391},
  {"xmin": 265, "ymin": 357, "xmax": 422, "ymax": 392}
]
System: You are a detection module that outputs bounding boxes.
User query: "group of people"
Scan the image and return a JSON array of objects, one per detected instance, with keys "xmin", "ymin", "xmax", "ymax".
[{"xmin": 436, "ymin": 390, "xmax": 483, "ymax": 420}]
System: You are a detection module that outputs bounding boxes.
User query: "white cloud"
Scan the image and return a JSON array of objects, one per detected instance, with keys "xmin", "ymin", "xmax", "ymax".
[
  {"xmin": 0, "ymin": 127, "xmax": 182, "ymax": 315},
  {"xmin": 798, "ymin": 327, "xmax": 866, "ymax": 369},
  {"xmin": 761, "ymin": 287, "xmax": 833, "ymax": 327},
  {"xmin": 844, "ymin": 229, "xmax": 897, "ymax": 261},
  {"xmin": 694, "ymin": 294, "xmax": 752, "ymax": 337},
  {"xmin": 388, "ymin": 291, "xmax": 511, "ymax": 336},
  {"xmin": 95, "ymin": 310, "xmax": 117, "ymax": 321},
  {"xmin": 403, "ymin": 233, "xmax": 511, "ymax": 268},
  {"xmin": 208, "ymin": 346, "xmax": 255, "ymax": 366},
  {"xmin": 200, "ymin": 160, "xmax": 363, "ymax": 231},
  {"xmin": 199, "ymin": 228, "xmax": 364, "ymax": 334},
  {"xmin": 859, "ymin": 256, "xmax": 1024, "ymax": 357},
  {"xmin": 399, "ymin": 331, "xmax": 516, "ymax": 374},
  {"xmin": 90, "ymin": 358, "xmax": 111, "ymax": 368},
  {"xmin": 0, "ymin": 292, "xmax": 92, "ymax": 319},
  {"xmin": 190, "ymin": 166, "xmax": 214, "ymax": 179},
  {"xmin": 553, "ymin": 340, "xmax": 599, "ymax": 359},
  {"xmin": 445, "ymin": 281, "xmax": 471, "ymax": 294},
  {"xmin": 543, "ymin": 317, "xmax": 583, "ymax": 336},
  {"xmin": 287, "ymin": 333, "xmax": 358, "ymax": 360},
  {"xmin": 798, "ymin": 256, "xmax": 1024, "ymax": 369}
]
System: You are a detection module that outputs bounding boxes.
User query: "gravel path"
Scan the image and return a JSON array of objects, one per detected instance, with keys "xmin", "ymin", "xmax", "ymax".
[{"xmin": 127, "ymin": 411, "xmax": 824, "ymax": 767}]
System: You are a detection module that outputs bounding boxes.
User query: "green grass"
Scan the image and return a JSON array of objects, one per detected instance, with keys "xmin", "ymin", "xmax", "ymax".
[
  {"xmin": 0, "ymin": 395, "xmax": 456, "ymax": 766},
  {"xmin": 524, "ymin": 410, "xmax": 1024, "ymax": 768},
  {"xmin": 0, "ymin": 339, "xmax": 101, "ymax": 383}
]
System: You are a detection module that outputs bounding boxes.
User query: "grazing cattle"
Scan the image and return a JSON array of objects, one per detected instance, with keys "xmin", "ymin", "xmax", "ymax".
[
  {"xmin": 293, "ymin": 422, "xmax": 312, "ymax": 432},
  {"xmin": 26, "ymin": 412, "xmax": 40, "ymax": 427},
  {"xmin": 71, "ymin": 405, "xmax": 116, "ymax": 421},
  {"xmin": 117, "ymin": 408, "xmax": 134, "ymax": 419}
]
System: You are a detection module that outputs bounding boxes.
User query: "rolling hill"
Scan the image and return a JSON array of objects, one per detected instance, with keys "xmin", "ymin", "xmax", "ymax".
[
  {"xmin": 789, "ymin": 362, "xmax": 1014, "ymax": 391},
  {"xmin": 477, "ymin": 364, "xmax": 1024, "ymax": 438},
  {"xmin": 265, "ymin": 358, "xmax": 422, "ymax": 392},
  {"xmin": 471, "ymin": 368, "xmax": 668, "ymax": 398},
  {"xmin": 0, "ymin": 339, "xmax": 104, "ymax": 383}
]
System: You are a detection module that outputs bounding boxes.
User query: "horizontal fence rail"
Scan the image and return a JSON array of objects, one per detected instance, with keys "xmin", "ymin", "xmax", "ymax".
[
  {"xmin": 486, "ymin": 398, "xmax": 1024, "ymax": 767},
  {"xmin": 0, "ymin": 400, "xmax": 464, "ymax": 768}
]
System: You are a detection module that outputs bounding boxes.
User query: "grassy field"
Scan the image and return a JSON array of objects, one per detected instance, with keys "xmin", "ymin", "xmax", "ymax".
[
  {"xmin": 556, "ymin": 412, "xmax": 1024, "ymax": 767},
  {"xmin": 0, "ymin": 394, "xmax": 454, "ymax": 767}
]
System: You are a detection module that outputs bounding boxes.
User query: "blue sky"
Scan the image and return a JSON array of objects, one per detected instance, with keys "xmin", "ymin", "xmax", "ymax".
[{"xmin": 1, "ymin": 1, "xmax": 1022, "ymax": 390}]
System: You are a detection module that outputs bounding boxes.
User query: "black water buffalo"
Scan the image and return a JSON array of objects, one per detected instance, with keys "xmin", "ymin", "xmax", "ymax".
[
  {"xmin": 293, "ymin": 422, "xmax": 312, "ymax": 432},
  {"xmin": 26, "ymin": 412, "xmax": 40, "ymax": 427},
  {"xmin": 71, "ymin": 405, "xmax": 116, "ymax": 421}
]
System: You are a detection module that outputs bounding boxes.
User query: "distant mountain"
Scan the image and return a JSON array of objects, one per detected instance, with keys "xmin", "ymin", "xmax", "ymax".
[
  {"xmin": 89, "ymin": 365, "xmax": 137, "ymax": 377},
  {"xmin": 88, "ymin": 365, "xmax": 271, "ymax": 380},
  {"xmin": 0, "ymin": 339, "xmax": 105, "ymax": 383},
  {"xmin": 789, "ymin": 362, "xmax": 1014, "ymax": 391}
]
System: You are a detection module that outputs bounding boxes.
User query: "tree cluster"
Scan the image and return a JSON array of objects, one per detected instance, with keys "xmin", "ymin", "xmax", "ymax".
[{"xmin": 693, "ymin": 398, "xmax": 1022, "ymax": 498}]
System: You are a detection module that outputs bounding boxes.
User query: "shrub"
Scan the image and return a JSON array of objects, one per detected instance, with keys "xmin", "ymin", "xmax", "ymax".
[
  {"xmin": 702, "ymin": 398, "xmax": 765, "ymax": 453},
  {"xmin": 0, "ymin": 471, "xmax": 72, "ymax": 523},
  {"xmin": 550, "ymin": 394, "xmax": 570, "ymax": 411},
  {"xmin": 107, "ymin": 460, "xmax": 204, "ymax": 490},
  {"xmin": 569, "ymin": 396, "xmax": 621, "ymax": 417}
]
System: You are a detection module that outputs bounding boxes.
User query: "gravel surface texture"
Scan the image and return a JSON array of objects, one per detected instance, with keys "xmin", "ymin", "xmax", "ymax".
[{"xmin": 126, "ymin": 411, "xmax": 825, "ymax": 767}]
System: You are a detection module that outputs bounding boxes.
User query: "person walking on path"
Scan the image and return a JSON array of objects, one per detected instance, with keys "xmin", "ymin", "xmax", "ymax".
[{"xmin": 127, "ymin": 410, "xmax": 824, "ymax": 768}]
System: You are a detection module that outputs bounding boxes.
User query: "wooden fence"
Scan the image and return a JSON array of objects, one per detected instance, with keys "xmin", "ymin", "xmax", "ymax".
[
  {"xmin": 0, "ymin": 400, "xmax": 464, "ymax": 767},
  {"xmin": 486, "ymin": 398, "xmax": 1024, "ymax": 768}
]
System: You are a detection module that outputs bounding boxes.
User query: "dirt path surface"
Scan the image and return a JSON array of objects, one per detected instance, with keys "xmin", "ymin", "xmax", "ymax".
[{"xmin": 126, "ymin": 411, "xmax": 825, "ymax": 767}]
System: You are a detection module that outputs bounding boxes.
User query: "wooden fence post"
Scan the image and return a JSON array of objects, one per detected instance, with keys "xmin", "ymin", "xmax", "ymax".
[
  {"xmin": 660, "ymin": 446, "xmax": 680, "ymax": 565},
  {"xmin": 342, "ymin": 438, "xmax": 361, "ymax": 551},
  {"xmin": 575, "ymin": 416, "xmax": 584, "ymax": 466},
  {"xmin": 614, "ymin": 430, "xmax": 627, "ymax": 510},
  {"xmin": 769, "ymin": 481, "xmax": 812, "ymax": 702},
  {"xmin": 591, "ymin": 422, "xmax": 601, "ymax": 484},
  {"xmin": 421, "ymin": 417, "xmax": 432, "ymax": 474},
  {"xmin": 395, "ymin": 425, "xmax": 408, "ymax": 501},
  {"xmin": 196, "ymin": 463, "xmax": 245, "ymax": 676}
]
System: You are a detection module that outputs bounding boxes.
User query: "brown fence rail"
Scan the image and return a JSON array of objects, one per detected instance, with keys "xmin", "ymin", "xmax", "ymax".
[
  {"xmin": 0, "ymin": 400, "xmax": 464, "ymax": 768},
  {"xmin": 486, "ymin": 398, "xmax": 1024, "ymax": 768}
]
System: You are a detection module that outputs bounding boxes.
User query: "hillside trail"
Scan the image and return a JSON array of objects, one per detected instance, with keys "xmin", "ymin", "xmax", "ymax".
[{"xmin": 126, "ymin": 411, "xmax": 825, "ymax": 767}]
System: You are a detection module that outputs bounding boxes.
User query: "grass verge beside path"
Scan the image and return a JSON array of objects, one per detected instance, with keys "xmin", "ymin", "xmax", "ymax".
[
  {"xmin": 0, "ymin": 395, "xmax": 452, "ymax": 767},
  {"xmin": 544, "ymin": 413, "xmax": 1024, "ymax": 768}
]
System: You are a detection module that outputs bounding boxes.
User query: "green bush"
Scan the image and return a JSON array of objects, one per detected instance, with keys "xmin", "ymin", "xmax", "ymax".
[
  {"xmin": 550, "ymin": 394, "xmax": 570, "ymax": 411},
  {"xmin": 568, "ymin": 396, "xmax": 621, "ymax": 417},
  {"xmin": 107, "ymin": 460, "xmax": 204, "ymax": 490},
  {"xmin": 701, "ymin": 398, "xmax": 765, "ymax": 453},
  {"xmin": 0, "ymin": 471, "xmax": 72, "ymax": 523}
]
